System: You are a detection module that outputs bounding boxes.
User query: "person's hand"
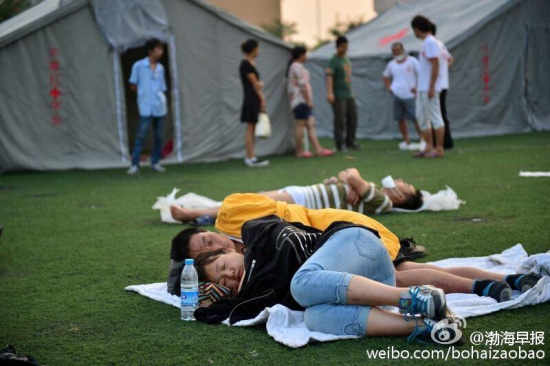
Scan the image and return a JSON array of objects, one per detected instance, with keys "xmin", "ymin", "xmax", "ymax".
[
  {"xmin": 411, "ymin": 87, "xmax": 417, "ymax": 94},
  {"xmin": 428, "ymin": 86, "xmax": 435, "ymax": 99},
  {"xmin": 327, "ymin": 93, "xmax": 335, "ymax": 104},
  {"xmin": 346, "ymin": 189, "xmax": 360, "ymax": 206},
  {"xmin": 307, "ymin": 100, "xmax": 314, "ymax": 109},
  {"xmin": 260, "ymin": 98, "xmax": 267, "ymax": 111},
  {"xmin": 323, "ymin": 176, "xmax": 338, "ymax": 185}
]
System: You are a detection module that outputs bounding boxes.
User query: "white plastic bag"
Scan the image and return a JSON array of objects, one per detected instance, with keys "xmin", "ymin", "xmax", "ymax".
[{"xmin": 255, "ymin": 112, "xmax": 271, "ymax": 138}]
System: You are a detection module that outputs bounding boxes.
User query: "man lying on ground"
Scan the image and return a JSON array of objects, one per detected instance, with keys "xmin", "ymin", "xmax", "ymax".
[
  {"xmin": 167, "ymin": 194, "xmax": 541, "ymax": 304},
  {"xmin": 169, "ymin": 167, "xmax": 422, "ymax": 224}
]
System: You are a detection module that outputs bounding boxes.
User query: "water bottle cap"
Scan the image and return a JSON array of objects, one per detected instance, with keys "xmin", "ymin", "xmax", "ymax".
[{"xmin": 185, "ymin": 259, "xmax": 194, "ymax": 265}]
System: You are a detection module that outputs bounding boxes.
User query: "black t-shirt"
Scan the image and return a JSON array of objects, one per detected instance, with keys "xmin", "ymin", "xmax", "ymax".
[{"xmin": 239, "ymin": 60, "xmax": 260, "ymax": 101}]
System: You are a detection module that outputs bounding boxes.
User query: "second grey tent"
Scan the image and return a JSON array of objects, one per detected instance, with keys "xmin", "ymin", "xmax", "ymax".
[
  {"xmin": 307, "ymin": 0, "xmax": 550, "ymax": 140},
  {"xmin": 0, "ymin": 0, "xmax": 293, "ymax": 172}
]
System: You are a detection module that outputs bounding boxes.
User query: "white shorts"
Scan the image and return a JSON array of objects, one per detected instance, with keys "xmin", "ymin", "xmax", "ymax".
[{"xmin": 415, "ymin": 91, "xmax": 444, "ymax": 131}]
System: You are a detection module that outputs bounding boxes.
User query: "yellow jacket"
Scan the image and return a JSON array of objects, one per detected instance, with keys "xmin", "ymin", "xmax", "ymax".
[{"xmin": 215, "ymin": 193, "xmax": 400, "ymax": 260}]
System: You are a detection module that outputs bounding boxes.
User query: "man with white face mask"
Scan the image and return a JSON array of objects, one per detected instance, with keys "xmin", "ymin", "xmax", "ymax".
[{"xmin": 383, "ymin": 43, "xmax": 423, "ymax": 150}]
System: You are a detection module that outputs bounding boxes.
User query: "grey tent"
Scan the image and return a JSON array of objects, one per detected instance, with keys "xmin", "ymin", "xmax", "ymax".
[
  {"xmin": 307, "ymin": 0, "xmax": 550, "ymax": 140},
  {"xmin": 0, "ymin": 0, "xmax": 293, "ymax": 172}
]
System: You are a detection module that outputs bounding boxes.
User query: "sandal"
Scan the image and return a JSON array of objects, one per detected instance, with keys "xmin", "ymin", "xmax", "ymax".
[
  {"xmin": 316, "ymin": 149, "xmax": 335, "ymax": 157},
  {"xmin": 189, "ymin": 215, "xmax": 216, "ymax": 226},
  {"xmin": 296, "ymin": 151, "xmax": 313, "ymax": 158},
  {"xmin": 423, "ymin": 151, "xmax": 443, "ymax": 158},
  {"xmin": 413, "ymin": 150, "xmax": 427, "ymax": 158}
]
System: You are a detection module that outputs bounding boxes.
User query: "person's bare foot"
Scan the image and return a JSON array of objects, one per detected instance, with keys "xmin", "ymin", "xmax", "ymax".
[{"xmin": 170, "ymin": 205, "xmax": 196, "ymax": 222}]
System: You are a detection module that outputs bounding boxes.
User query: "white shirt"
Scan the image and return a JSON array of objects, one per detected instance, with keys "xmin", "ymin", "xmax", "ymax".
[
  {"xmin": 287, "ymin": 62, "xmax": 312, "ymax": 109},
  {"xmin": 417, "ymin": 35, "xmax": 442, "ymax": 92},
  {"xmin": 436, "ymin": 39, "xmax": 452, "ymax": 90},
  {"xmin": 382, "ymin": 56, "xmax": 419, "ymax": 99}
]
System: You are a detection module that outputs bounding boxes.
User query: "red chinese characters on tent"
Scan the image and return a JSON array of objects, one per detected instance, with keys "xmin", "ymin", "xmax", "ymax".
[{"xmin": 49, "ymin": 47, "xmax": 62, "ymax": 125}]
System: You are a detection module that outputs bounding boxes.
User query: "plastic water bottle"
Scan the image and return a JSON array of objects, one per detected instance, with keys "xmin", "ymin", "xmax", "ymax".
[{"xmin": 180, "ymin": 258, "xmax": 198, "ymax": 321}]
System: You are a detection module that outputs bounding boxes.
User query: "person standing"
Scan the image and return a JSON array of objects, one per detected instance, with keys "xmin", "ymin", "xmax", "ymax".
[
  {"xmin": 239, "ymin": 39, "xmax": 269, "ymax": 168},
  {"xmin": 430, "ymin": 23, "xmax": 454, "ymax": 149},
  {"xmin": 287, "ymin": 46, "xmax": 334, "ymax": 158},
  {"xmin": 127, "ymin": 38, "xmax": 168, "ymax": 174},
  {"xmin": 326, "ymin": 36, "xmax": 360, "ymax": 152},
  {"xmin": 411, "ymin": 16, "xmax": 445, "ymax": 158},
  {"xmin": 382, "ymin": 42, "xmax": 423, "ymax": 150}
]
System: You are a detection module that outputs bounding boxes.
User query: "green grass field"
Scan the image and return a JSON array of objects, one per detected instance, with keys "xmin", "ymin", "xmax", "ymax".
[{"xmin": 1, "ymin": 133, "xmax": 549, "ymax": 365}]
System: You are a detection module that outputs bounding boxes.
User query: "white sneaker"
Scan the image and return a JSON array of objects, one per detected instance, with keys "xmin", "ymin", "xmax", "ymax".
[
  {"xmin": 151, "ymin": 164, "xmax": 166, "ymax": 173},
  {"xmin": 151, "ymin": 164, "xmax": 166, "ymax": 172},
  {"xmin": 244, "ymin": 157, "xmax": 270, "ymax": 168},
  {"xmin": 398, "ymin": 141, "xmax": 410, "ymax": 150},
  {"xmin": 127, "ymin": 165, "xmax": 139, "ymax": 175},
  {"xmin": 419, "ymin": 140, "xmax": 427, "ymax": 150}
]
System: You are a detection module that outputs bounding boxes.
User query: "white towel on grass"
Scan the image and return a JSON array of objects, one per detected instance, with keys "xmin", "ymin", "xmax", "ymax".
[
  {"xmin": 519, "ymin": 171, "xmax": 550, "ymax": 177},
  {"xmin": 153, "ymin": 189, "xmax": 222, "ymax": 224},
  {"xmin": 125, "ymin": 244, "xmax": 550, "ymax": 348}
]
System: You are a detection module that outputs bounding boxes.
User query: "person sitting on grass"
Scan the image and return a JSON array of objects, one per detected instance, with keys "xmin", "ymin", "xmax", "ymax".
[
  {"xmin": 169, "ymin": 167, "xmax": 423, "ymax": 225},
  {"xmin": 167, "ymin": 194, "xmax": 542, "ymax": 304}
]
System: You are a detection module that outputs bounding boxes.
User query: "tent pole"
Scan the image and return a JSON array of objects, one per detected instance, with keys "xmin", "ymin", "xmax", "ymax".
[
  {"xmin": 112, "ymin": 51, "xmax": 127, "ymax": 163},
  {"xmin": 168, "ymin": 34, "xmax": 183, "ymax": 162}
]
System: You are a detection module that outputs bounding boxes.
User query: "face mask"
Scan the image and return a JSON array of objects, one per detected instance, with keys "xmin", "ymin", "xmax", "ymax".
[{"xmin": 394, "ymin": 54, "xmax": 406, "ymax": 62}]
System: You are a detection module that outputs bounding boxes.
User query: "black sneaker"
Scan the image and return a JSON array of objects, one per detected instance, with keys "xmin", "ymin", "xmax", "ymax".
[
  {"xmin": 514, "ymin": 274, "xmax": 542, "ymax": 293},
  {"xmin": 347, "ymin": 143, "xmax": 363, "ymax": 150},
  {"xmin": 399, "ymin": 237, "xmax": 427, "ymax": 259}
]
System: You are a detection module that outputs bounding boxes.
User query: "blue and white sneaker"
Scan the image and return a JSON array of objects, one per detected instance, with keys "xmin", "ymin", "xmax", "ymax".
[{"xmin": 400, "ymin": 285, "xmax": 447, "ymax": 320}]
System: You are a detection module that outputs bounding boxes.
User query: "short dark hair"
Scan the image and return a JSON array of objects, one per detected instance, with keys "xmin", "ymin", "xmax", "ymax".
[
  {"xmin": 429, "ymin": 22, "xmax": 437, "ymax": 36},
  {"xmin": 145, "ymin": 38, "xmax": 163, "ymax": 53},
  {"xmin": 241, "ymin": 39, "xmax": 259, "ymax": 54},
  {"xmin": 411, "ymin": 15, "xmax": 433, "ymax": 33},
  {"xmin": 171, "ymin": 227, "xmax": 206, "ymax": 261},
  {"xmin": 393, "ymin": 189, "xmax": 423, "ymax": 210},
  {"xmin": 195, "ymin": 249, "xmax": 228, "ymax": 282},
  {"xmin": 336, "ymin": 36, "xmax": 348, "ymax": 47}
]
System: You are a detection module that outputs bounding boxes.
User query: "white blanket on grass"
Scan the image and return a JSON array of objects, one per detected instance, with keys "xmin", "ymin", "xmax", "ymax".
[
  {"xmin": 125, "ymin": 244, "xmax": 550, "ymax": 348},
  {"xmin": 153, "ymin": 186, "xmax": 465, "ymax": 223}
]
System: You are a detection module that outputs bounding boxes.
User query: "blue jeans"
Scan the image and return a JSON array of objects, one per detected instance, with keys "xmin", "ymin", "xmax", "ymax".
[
  {"xmin": 290, "ymin": 227, "xmax": 395, "ymax": 336},
  {"xmin": 131, "ymin": 115, "xmax": 165, "ymax": 166}
]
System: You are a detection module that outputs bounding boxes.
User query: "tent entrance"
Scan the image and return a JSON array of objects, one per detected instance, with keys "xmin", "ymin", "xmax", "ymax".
[{"xmin": 121, "ymin": 46, "xmax": 174, "ymax": 163}]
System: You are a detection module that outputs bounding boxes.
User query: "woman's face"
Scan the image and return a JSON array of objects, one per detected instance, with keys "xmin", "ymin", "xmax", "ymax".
[
  {"xmin": 298, "ymin": 53, "xmax": 307, "ymax": 63},
  {"xmin": 251, "ymin": 46, "xmax": 259, "ymax": 59},
  {"xmin": 203, "ymin": 252, "xmax": 245, "ymax": 290}
]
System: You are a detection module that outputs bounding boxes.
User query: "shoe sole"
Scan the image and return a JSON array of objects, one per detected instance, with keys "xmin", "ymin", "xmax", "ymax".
[
  {"xmin": 430, "ymin": 288, "xmax": 446, "ymax": 320},
  {"xmin": 499, "ymin": 287, "xmax": 512, "ymax": 302}
]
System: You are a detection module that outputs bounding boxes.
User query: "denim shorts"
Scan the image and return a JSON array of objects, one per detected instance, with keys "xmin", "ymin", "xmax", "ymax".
[
  {"xmin": 293, "ymin": 103, "xmax": 312, "ymax": 120},
  {"xmin": 290, "ymin": 227, "xmax": 395, "ymax": 336},
  {"xmin": 393, "ymin": 95, "xmax": 416, "ymax": 121}
]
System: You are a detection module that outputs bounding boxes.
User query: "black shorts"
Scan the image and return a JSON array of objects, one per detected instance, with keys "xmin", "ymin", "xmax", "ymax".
[
  {"xmin": 293, "ymin": 103, "xmax": 311, "ymax": 120},
  {"xmin": 392, "ymin": 252, "xmax": 415, "ymax": 267},
  {"xmin": 241, "ymin": 97, "xmax": 260, "ymax": 123}
]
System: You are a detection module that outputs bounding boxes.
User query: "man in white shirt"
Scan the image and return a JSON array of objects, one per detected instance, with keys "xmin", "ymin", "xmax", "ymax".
[
  {"xmin": 430, "ymin": 23, "xmax": 454, "ymax": 149},
  {"xmin": 382, "ymin": 42, "xmax": 423, "ymax": 150},
  {"xmin": 411, "ymin": 15, "xmax": 445, "ymax": 158}
]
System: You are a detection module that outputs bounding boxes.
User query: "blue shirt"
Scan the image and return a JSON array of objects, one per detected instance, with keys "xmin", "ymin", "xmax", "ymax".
[{"xmin": 129, "ymin": 57, "xmax": 167, "ymax": 117}]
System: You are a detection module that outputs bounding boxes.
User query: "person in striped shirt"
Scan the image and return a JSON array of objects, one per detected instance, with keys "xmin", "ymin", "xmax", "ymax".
[{"xmin": 169, "ymin": 167, "xmax": 422, "ymax": 223}]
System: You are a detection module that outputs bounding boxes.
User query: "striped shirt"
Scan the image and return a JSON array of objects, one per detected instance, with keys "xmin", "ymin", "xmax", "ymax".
[{"xmin": 284, "ymin": 182, "xmax": 392, "ymax": 215}]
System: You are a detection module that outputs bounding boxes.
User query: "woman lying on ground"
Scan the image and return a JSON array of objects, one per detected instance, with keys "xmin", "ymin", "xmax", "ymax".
[
  {"xmin": 169, "ymin": 167, "xmax": 423, "ymax": 225},
  {"xmin": 194, "ymin": 215, "xmax": 454, "ymax": 343},
  {"xmin": 192, "ymin": 216, "xmax": 542, "ymax": 343}
]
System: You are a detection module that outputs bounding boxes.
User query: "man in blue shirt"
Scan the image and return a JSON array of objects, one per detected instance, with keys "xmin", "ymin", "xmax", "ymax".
[{"xmin": 127, "ymin": 38, "xmax": 168, "ymax": 174}]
